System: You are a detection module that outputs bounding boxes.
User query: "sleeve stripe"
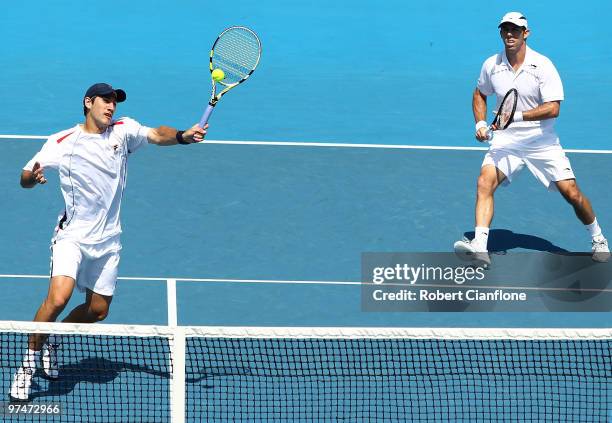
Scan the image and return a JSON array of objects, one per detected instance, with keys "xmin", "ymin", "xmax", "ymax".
[{"xmin": 56, "ymin": 131, "xmax": 75, "ymax": 144}]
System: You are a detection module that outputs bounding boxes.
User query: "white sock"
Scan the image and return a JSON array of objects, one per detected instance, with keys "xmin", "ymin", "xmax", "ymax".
[
  {"xmin": 586, "ymin": 218, "xmax": 603, "ymax": 240},
  {"xmin": 474, "ymin": 227, "xmax": 490, "ymax": 251},
  {"xmin": 21, "ymin": 349, "xmax": 40, "ymax": 369}
]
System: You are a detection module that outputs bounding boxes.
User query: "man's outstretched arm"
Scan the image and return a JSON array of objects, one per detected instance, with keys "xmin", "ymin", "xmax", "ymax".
[{"xmin": 147, "ymin": 123, "xmax": 208, "ymax": 146}]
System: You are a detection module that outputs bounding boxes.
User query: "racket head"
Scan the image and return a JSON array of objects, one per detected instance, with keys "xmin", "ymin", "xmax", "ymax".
[
  {"xmin": 494, "ymin": 88, "xmax": 518, "ymax": 130},
  {"xmin": 209, "ymin": 26, "xmax": 262, "ymax": 88}
]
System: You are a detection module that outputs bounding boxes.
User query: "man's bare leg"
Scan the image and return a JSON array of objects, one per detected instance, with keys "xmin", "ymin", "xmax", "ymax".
[
  {"xmin": 556, "ymin": 179, "xmax": 609, "ymax": 262},
  {"xmin": 29, "ymin": 276, "xmax": 76, "ymax": 351},
  {"xmin": 63, "ymin": 289, "xmax": 113, "ymax": 324}
]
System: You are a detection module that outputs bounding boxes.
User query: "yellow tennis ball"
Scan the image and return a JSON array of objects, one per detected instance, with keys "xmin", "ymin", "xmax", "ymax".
[{"xmin": 212, "ymin": 68, "xmax": 225, "ymax": 82}]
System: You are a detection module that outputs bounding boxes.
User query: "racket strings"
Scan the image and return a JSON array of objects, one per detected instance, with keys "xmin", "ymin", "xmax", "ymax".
[
  {"xmin": 213, "ymin": 29, "xmax": 260, "ymax": 85},
  {"xmin": 498, "ymin": 90, "xmax": 517, "ymax": 129}
]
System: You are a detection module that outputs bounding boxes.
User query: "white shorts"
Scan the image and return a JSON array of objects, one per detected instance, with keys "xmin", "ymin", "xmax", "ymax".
[
  {"xmin": 50, "ymin": 238, "xmax": 121, "ymax": 296},
  {"xmin": 482, "ymin": 144, "xmax": 575, "ymax": 191}
]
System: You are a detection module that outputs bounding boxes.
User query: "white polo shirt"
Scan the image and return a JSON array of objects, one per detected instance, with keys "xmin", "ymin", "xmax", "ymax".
[
  {"xmin": 477, "ymin": 46, "xmax": 564, "ymax": 147},
  {"xmin": 24, "ymin": 117, "xmax": 150, "ymax": 247}
]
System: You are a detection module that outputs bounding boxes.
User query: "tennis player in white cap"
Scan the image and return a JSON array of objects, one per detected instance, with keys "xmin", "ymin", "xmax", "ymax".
[{"xmin": 454, "ymin": 12, "xmax": 609, "ymax": 265}]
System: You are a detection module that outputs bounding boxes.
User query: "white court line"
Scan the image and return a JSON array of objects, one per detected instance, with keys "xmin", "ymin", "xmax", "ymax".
[
  {"xmin": 2, "ymin": 134, "xmax": 612, "ymax": 154},
  {"xmin": 0, "ymin": 135, "xmax": 47, "ymax": 140},
  {"xmin": 0, "ymin": 274, "xmax": 358, "ymax": 285},
  {"xmin": 1, "ymin": 274, "xmax": 611, "ymax": 293},
  {"xmin": 204, "ymin": 140, "xmax": 489, "ymax": 151}
]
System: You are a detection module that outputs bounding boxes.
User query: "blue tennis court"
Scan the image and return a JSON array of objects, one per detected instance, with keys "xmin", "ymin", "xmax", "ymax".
[
  {"xmin": 2, "ymin": 143, "xmax": 611, "ymax": 327},
  {"xmin": 0, "ymin": 1, "xmax": 610, "ymax": 421}
]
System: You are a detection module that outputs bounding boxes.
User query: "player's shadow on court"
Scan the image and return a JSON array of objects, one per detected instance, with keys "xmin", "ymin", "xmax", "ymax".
[
  {"xmin": 29, "ymin": 357, "xmax": 171, "ymax": 400},
  {"xmin": 463, "ymin": 229, "xmax": 569, "ymax": 253}
]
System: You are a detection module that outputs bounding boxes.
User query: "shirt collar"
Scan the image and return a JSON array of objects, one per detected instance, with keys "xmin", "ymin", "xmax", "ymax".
[{"xmin": 501, "ymin": 45, "xmax": 533, "ymax": 69}]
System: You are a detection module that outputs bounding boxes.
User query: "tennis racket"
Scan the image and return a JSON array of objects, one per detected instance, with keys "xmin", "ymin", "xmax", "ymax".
[
  {"xmin": 198, "ymin": 26, "xmax": 262, "ymax": 127},
  {"xmin": 485, "ymin": 88, "xmax": 518, "ymax": 140}
]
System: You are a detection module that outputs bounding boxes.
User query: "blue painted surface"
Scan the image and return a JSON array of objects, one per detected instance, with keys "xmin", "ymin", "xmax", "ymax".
[
  {"xmin": 1, "ymin": 144, "xmax": 610, "ymax": 327},
  {"xmin": 0, "ymin": 1, "xmax": 610, "ymax": 328},
  {"xmin": 0, "ymin": 2, "xmax": 610, "ymax": 420},
  {"xmin": 0, "ymin": 1, "xmax": 610, "ymax": 147}
]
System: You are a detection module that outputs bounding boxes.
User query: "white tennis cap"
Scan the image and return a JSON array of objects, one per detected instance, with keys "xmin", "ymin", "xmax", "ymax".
[{"xmin": 498, "ymin": 12, "xmax": 528, "ymax": 29}]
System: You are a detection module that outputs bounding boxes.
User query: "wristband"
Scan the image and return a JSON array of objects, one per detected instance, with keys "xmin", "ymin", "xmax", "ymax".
[
  {"xmin": 475, "ymin": 120, "xmax": 488, "ymax": 131},
  {"xmin": 176, "ymin": 130, "xmax": 188, "ymax": 145},
  {"xmin": 513, "ymin": 111, "xmax": 524, "ymax": 123}
]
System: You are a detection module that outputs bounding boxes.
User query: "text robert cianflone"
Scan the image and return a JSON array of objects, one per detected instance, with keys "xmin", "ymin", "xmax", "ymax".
[
  {"xmin": 371, "ymin": 264, "xmax": 486, "ymax": 285},
  {"xmin": 372, "ymin": 289, "xmax": 527, "ymax": 302}
]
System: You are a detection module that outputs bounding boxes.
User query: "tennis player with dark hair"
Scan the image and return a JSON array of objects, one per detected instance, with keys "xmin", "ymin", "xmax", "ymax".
[
  {"xmin": 10, "ymin": 83, "xmax": 207, "ymax": 402},
  {"xmin": 454, "ymin": 12, "xmax": 609, "ymax": 264}
]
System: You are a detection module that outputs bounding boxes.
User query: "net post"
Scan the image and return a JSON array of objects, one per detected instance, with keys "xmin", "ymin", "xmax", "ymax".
[
  {"xmin": 170, "ymin": 326, "xmax": 186, "ymax": 423},
  {"xmin": 167, "ymin": 278, "xmax": 185, "ymax": 423},
  {"xmin": 167, "ymin": 278, "xmax": 178, "ymax": 326}
]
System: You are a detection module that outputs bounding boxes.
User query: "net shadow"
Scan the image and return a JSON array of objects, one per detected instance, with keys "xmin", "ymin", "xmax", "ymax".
[{"xmin": 29, "ymin": 357, "xmax": 171, "ymax": 400}]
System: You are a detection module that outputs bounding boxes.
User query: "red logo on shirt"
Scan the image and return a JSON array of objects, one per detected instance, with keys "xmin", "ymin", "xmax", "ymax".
[{"xmin": 56, "ymin": 131, "xmax": 75, "ymax": 144}]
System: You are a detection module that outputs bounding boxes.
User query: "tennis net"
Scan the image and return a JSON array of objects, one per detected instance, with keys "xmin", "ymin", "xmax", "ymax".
[
  {"xmin": 0, "ymin": 321, "xmax": 175, "ymax": 422},
  {"xmin": 1, "ymin": 322, "xmax": 610, "ymax": 422}
]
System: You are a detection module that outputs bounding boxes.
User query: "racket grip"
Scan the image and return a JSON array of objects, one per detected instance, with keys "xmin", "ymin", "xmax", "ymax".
[
  {"xmin": 199, "ymin": 104, "xmax": 215, "ymax": 127},
  {"xmin": 485, "ymin": 128, "xmax": 493, "ymax": 141}
]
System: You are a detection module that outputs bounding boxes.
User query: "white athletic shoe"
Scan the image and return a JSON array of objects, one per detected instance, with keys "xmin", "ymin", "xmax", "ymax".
[
  {"xmin": 42, "ymin": 342, "xmax": 59, "ymax": 380},
  {"xmin": 454, "ymin": 237, "xmax": 491, "ymax": 267},
  {"xmin": 592, "ymin": 238, "xmax": 610, "ymax": 263},
  {"xmin": 9, "ymin": 365, "xmax": 35, "ymax": 402}
]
